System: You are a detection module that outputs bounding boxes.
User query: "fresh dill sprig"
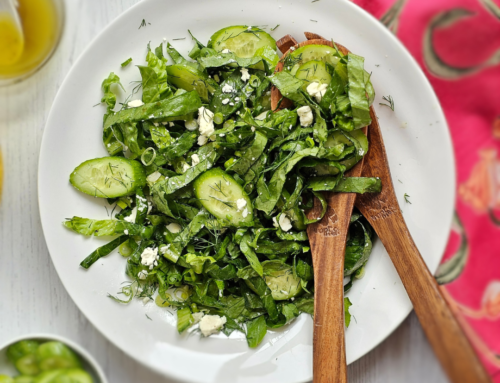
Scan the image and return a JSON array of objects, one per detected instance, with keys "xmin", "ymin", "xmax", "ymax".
[
  {"xmin": 379, "ymin": 95, "xmax": 395, "ymax": 111},
  {"xmin": 208, "ymin": 181, "xmax": 227, "ymax": 197},
  {"xmin": 173, "ymin": 37, "xmax": 186, "ymax": 40},
  {"xmin": 146, "ymin": 314, "xmax": 152, "ymax": 320},
  {"xmin": 210, "ymin": 196, "xmax": 234, "ymax": 208},
  {"xmin": 310, "ymin": 19, "xmax": 318, "ymax": 22},
  {"xmin": 138, "ymin": 19, "xmax": 147, "ymax": 29},
  {"xmin": 271, "ymin": 24, "xmax": 280, "ymax": 31},
  {"xmin": 404, "ymin": 193, "xmax": 411, "ymax": 204}
]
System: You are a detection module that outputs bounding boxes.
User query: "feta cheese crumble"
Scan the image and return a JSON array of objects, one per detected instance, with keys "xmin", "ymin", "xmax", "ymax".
[
  {"xmin": 272, "ymin": 214, "xmax": 292, "ymax": 231},
  {"xmin": 199, "ymin": 315, "xmax": 227, "ymax": 337},
  {"xmin": 138, "ymin": 270, "xmax": 148, "ymax": 280},
  {"xmin": 236, "ymin": 198, "xmax": 247, "ymax": 211},
  {"xmin": 221, "ymin": 84, "xmax": 234, "ymax": 93},
  {"xmin": 221, "ymin": 98, "xmax": 230, "ymax": 105},
  {"xmin": 198, "ymin": 135, "xmax": 208, "ymax": 146},
  {"xmin": 191, "ymin": 153, "xmax": 200, "ymax": 166},
  {"xmin": 182, "ymin": 163, "xmax": 191, "ymax": 173},
  {"xmin": 185, "ymin": 119, "xmax": 199, "ymax": 131},
  {"xmin": 297, "ymin": 105, "xmax": 314, "ymax": 127},
  {"xmin": 242, "ymin": 208, "xmax": 249, "ymax": 218},
  {"xmin": 278, "ymin": 214, "xmax": 293, "ymax": 232},
  {"xmin": 240, "ymin": 68, "xmax": 251, "ymax": 82},
  {"xmin": 166, "ymin": 222, "xmax": 182, "ymax": 233},
  {"xmin": 306, "ymin": 81, "xmax": 328, "ymax": 103},
  {"xmin": 197, "ymin": 106, "xmax": 215, "ymax": 146},
  {"xmin": 221, "ymin": 49, "xmax": 231, "ymax": 53},
  {"xmin": 124, "ymin": 207, "xmax": 137, "ymax": 223},
  {"xmin": 127, "ymin": 99, "xmax": 144, "ymax": 108},
  {"xmin": 141, "ymin": 247, "xmax": 158, "ymax": 269}
]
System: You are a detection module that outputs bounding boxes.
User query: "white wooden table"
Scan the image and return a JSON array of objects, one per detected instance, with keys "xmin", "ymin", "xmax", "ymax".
[{"xmin": 0, "ymin": 1, "xmax": 449, "ymax": 382}]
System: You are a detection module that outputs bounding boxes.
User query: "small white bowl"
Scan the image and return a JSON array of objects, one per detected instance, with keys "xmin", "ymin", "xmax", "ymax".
[{"xmin": 0, "ymin": 333, "xmax": 108, "ymax": 383}]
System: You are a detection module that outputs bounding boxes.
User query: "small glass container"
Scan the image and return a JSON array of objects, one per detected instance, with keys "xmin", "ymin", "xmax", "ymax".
[{"xmin": 0, "ymin": 0, "xmax": 64, "ymax": 86}]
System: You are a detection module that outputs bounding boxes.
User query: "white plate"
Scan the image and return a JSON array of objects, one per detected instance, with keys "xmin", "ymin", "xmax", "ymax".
[{"xmin": 38, "ymin": 0, "xmax": 455, "ymax": 382}]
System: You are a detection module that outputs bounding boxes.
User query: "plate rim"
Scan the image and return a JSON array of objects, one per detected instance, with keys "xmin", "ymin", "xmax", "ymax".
[{"xmin": 38, "ymin": 0, "xmax": 456, "ymax": 381}]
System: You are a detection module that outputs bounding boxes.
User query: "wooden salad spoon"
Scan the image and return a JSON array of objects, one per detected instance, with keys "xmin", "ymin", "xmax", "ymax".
[
  {"xmin": 272, "ymin": 33, "xmax": 369, "ymax": 383},
  {"xmin": 355, "ymin": 109, "xmax": 491, "ymax": 383}
]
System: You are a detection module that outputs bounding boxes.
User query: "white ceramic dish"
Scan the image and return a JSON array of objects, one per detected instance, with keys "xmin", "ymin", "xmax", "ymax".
[
  {"xmin": 0, "ymin": 333, "xmax": 108, "ymax": 383},
  {"xmin": 38, "ymin": 0, "xmax": 455, "ymax": 382}
]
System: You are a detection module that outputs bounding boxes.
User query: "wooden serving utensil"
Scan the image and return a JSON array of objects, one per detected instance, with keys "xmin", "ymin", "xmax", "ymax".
[
  {"xmin": 272, "ymin": 33, "xmax": 368, "ymax": 383},
  {"xmin": 355, "ymin": 110, "xmax": 491, "ymax": 383}
]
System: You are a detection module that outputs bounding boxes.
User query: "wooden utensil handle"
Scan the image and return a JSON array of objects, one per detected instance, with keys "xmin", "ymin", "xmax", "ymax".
[
  {"xmin": 376, "ymin": 210, "xmax": 491, "ymax": 383},
  {"xmin": 312, "ymin": 239, "xmax": 348, "ymax": 383}
]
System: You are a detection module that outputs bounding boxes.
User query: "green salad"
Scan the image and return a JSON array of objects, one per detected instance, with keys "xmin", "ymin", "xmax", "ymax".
[
  {"xmin": 64, "ymin": 25, "xmax": 380, "ymax": 348},
  {"xmin": 0, "ymin": 340, "xmax": 93, "ymax": 383}
]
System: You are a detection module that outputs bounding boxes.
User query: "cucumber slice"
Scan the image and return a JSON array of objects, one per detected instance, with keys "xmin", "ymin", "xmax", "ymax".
[
  {"xmin": 284, "ymin": 44, "xmax": 339, "ymax": 75},
  {"xmin": 52, "ymin": 369, "xmax": 93, "ymax": 383},
  {"xmin": 294, "ymin": 60, "xmax": 332, "ymax": 90},
  {"xmin": 70, "ymin": 157, "xmax": 146, "ymax": 199},
  {"xmin": 208, "ymin": 26, "xmax": 276, "ymax": 58},
  {"xmin": 193, "ymin": 168, "xmax": 253, "ymax": 226},
  {"xmin": 166, "ymin": 65, "xmax": 217, "ymax": 102},
  {"xmin": 13, "ymin": 377, "xmax": 35, "ymax": 383},
  {"xmin": 246, "ymin": 261, "xmax": 302, "ymax": 300},
  {"xmin": 32, "ymin": 370, "xmax": 62, "ymax": 383},
  {"xmin": 15, "ymin": 354, "xmax": 39, "ymax": 376},
  {"xmin": 0, "ymin": 375, "xmax": 15, "ymax": 383},
  {"xmin": 36, "ymin": 342, "xmax": 81, "ymax": 371},
  {"xmin": 7, "ymin": 341, "xmax": 40, "ymax": 364}
]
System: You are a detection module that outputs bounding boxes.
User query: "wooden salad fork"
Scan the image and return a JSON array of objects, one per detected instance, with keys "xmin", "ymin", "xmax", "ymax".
[
  {"xmin": 272, "ymin": 33, "xmax": 368, "ymax": 383},
  {"xmin": 355, "ymin": 110, "xmax": 491, "ymax": 383}
]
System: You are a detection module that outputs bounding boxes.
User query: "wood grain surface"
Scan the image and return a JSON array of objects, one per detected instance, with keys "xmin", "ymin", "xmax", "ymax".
[
  {"xmin": 0, "ymin": 2, "xmax": 449, "ymax": 382},
  {"xmin": 356, "ymin": 110, "xmax": 490, "ymax": 383}
]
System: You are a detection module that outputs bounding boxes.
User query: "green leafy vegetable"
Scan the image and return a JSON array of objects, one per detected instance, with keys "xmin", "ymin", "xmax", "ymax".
[
  {"xmin": 66, "ymin": 27, "xmax": 381, "ymax": 347},
  {"xmin": 346, "ymin": 54, "xmax": 372, "ymax": 130},
  {"xmin": 246, "ymin": 315, "xmax": 267, "ymax": 348},
  {"xmin": 103, "ymin": 91, "xmax": 202, "ymax": 131},
  {"xmin": 121, "ymin": 58, "xmax": 132, "ymax": 67}
]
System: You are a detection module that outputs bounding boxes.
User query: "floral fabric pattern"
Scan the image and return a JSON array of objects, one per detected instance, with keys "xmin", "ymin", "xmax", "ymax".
[{"xmin": 353, "ymin": 0, "xmax": 500, "ymax": 380}]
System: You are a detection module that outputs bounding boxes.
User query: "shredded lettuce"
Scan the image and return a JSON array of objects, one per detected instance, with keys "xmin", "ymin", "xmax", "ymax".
[{"xmin": 65, "ymin": 28, "xmax": 381, "ymax": 348}]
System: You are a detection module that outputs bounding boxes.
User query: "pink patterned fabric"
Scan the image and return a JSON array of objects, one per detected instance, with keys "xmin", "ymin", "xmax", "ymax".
[{"xmin": 353, "ymin": 0, "xmax": 500, "ymax": 380}]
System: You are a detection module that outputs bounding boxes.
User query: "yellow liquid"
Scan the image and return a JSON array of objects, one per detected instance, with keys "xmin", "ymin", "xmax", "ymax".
[
  {"xmin": 0, "ymin": 13, "xmax": 24, "ymax": 66},
  {"xmin": 0, "ymin": 0, "xmax": 60, "ymax": 79},
  {"xmin": 0, "ymin": 149, "xmax": 3, "ymax": 203}
]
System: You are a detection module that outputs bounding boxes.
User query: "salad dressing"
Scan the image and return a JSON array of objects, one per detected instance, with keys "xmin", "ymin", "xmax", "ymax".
[
  {"xmin": 0, "ymin": 0, "xmax": 60, "ymax": 79},
  {"xmin": 0, "ymin": 13, "xmax": 24, "ymax": 66},
  {"xmin": 0, "ymin": 149, "xmax": 3, "ymax": 202}
]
